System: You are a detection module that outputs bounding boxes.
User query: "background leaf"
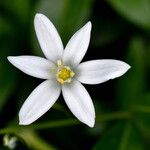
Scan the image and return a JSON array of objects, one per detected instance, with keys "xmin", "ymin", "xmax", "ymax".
[
  {"xmin": 107, "ymin": 0, "xmax": 150, "ymax": 30},
  {"xmin": 116, "ymin": 37, "xmax": 147, "ymax": 109},
  {"xmin": 93, "ymin": 122, "xmax": 146, "ymax": 150},
  {"xmin": 0, "ymin": 16, "xmax": 18, "ymax": 112}
]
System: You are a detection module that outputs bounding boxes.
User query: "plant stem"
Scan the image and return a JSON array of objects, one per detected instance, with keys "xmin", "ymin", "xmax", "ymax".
[
  {"xmin": 132, "ymin": 105, "xmax": 150, "ymax": 113},
  {"xmin": 0, "ymin": 111, "xmax": 131, "ymax": 134},
  {"xmin": 96, "ymin": 111, "xmax": 131, "ymax": 122},
  {"xmin": 19, "ymin": 130, "xmax": 56, "ymax": 150}
]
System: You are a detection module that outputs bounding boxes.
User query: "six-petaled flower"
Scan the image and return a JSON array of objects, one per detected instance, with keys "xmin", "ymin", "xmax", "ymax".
[{"xmin": 8, "ymin": 13, "xmax": 130, "ymax": 127}]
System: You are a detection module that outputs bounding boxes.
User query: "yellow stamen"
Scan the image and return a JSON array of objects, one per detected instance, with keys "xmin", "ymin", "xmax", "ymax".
[
  {"xmin": 57, "ymin": 60, "xmax": 62, "ymax": 67},
  {"xmin": 70, "ymin": 71, "xmax": 75, "ymax": 77},
  {"xmin": 56, "ymin": 60, "xmax": 75, "ymax": 84},
  {"xmin": 57, "ymin": 78, "xmax": 64, "ymax": 84}
]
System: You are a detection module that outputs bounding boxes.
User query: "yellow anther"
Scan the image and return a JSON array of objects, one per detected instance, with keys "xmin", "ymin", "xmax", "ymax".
[
  {"xmin": 70, "ymin": 71, "xmax": 75, "ymax": 77},
  {"xmin": 56, "ymin": 61, "xmax": 75, "ymax": 84},
  {"xmin": 58, "ymin": 67, "xmax": 72, "ymax": 81},
  {"xmin": 57, "ymin": 78, "xmax": 64, "ymax": 84},
  {"xmin": 57, "ymin": 60, "xmax": 62, "ymax": 67},
  {"xmin": 66, "ymin": 79, "xmax": 71, "ymax": 83}
]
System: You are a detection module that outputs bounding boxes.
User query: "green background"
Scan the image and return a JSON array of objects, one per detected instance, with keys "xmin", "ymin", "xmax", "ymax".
[{"xmin": 0, "ymin": 0, "xmax": 150, "ymax": 149}]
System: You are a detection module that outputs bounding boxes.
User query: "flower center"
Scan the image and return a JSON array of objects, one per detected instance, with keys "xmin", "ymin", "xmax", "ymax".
[{"xmin": 56, "ymin": 60, "xmax": 75, "ymax": 84}]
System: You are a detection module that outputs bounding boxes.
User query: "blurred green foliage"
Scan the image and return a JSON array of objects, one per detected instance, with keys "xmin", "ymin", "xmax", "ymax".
[
  {"xmin": 0, "ymin": 0, "xmax": 150, "ymax": 149},
  {"xmin": 107, "ymin": 0, "xmax": 150, "ymax": 30},
  {"xmin": 94, "ymin": 122, "xmax": 146, "ymax": 150}
]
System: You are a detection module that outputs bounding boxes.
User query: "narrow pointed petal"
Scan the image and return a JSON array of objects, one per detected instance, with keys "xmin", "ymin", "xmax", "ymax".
[
  {"xmin": 8, "ymin": 56, "xmax": 56, "ymax": 79},
  {"xmin": 63, "ymin": 22, "xmax": 92, "ymax": 67},
  {"xmin": 62, "ymin": 80, "xmax": 95, "ymax": 127},
  {"xmin": 19, "ymin": 80, "xmax": 61, "ymax": 125},
  {"xmin": 76, "ymin": 59, "xmax": 131, "ymax": 84},
  {"xmin": 34, "ymin": 13, "xmax": 64, "ymax": 62}
]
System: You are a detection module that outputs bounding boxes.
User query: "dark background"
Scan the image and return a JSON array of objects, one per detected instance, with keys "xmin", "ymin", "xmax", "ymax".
[{"xmin": 0, "ymin": 0, "xmax": 150, "ymax": 149}]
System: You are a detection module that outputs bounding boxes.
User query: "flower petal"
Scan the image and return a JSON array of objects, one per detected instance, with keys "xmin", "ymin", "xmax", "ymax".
[
  {"xmin": 19, "ymin": 80, "xmax": 61, "ymax": 125},
  {"xmin": 63, "ymin": 22, "xmax": 92, "ymax": 67},
  {"xmin": 8, "ymin": 56, "xmax": 56, "ymax": 79},
  {"xmin": 62, "ymin": 80, "xmax": 95, "ymax": 127},
  {"xmin": 34, "ymin": 13, "xmax": 64, "ymax": 62},
  {"xmin": 76, "ymin": 59, "xmax": 131, "ymax": 84}
]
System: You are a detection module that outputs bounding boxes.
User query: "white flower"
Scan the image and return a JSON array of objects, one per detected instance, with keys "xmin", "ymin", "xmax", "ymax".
[
  {"xmin": 7, "ymin": 13, "xmax": 130, "ymax": 127},
  {"xmin": 3, "ymin": 135, "xmax": 17, "ymax": 150}
]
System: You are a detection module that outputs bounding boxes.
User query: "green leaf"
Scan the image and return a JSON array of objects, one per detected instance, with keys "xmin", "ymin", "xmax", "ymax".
[
  {"xmin": 133, "ymin": 93, "xmax": 150, "ymax": 136},
  {"xmin": 0, "ymin": 34, "xmax": 18, "ymax": 111},
  {"xmin": 0, "ymin": 16, "xmax": 13, "ymax": 36},
  {"xmin": 0, "ymin": 0, "xmax": 30, "ymax": 23},
  {"xmin": 116, "ymin": 37, "xmax": 146, "ymax": 109},
  {"xmin": 19, "ymin": 130, "xmax": 56, "ymax": 150},
  {"xmin": 32, "ymin": 0, "xmax": 94, "ymax": 55},
  {"xmin": 107, "ymin": 0, "xmax": 150, "ymax": 30},
  {"xmin": 91, "ymin": 15, "xmax": 128, "ymax": 47},
  {"xmin": 91, "ymin": 23, "xmax": 121, "ymax": 47},
  {"xmin": 116, "ymin": 38, "xmax": 150, "ymax": 140},
  {"xmin": 93, "ymin": 122, "xmax": 146, "ymax": 150},
  {"xmin": 0, "ymin": 54, "xmax": 17, "ymax": 112}
]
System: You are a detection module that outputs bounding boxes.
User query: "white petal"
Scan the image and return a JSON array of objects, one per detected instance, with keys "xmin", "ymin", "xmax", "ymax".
[
  {"xmin": 63, "ymin": 22, "xmax": 92, "ymax": 67},
  {"xmin": 34, "ymin": 13, "xmax": 64, "ymax": 62},
  {"xmin": 8, "ymin": 56, "xmax": 56, "ymax": 79},
  {"xmin": 76, "ymin": 59, "xmax": 131, "ymax": 84},
  {"xmin": 19, "ymin": 80, "xmax": 61, "ymax": 125},
  {"xmin": 62, "ymin": 80, "xmax": 95, "ymax": 127}
]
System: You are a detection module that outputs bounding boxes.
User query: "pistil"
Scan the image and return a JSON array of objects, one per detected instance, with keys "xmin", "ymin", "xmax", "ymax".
[{"xmin": 56, "ymin": 60, "xmax": 75, "ymax": 84}]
